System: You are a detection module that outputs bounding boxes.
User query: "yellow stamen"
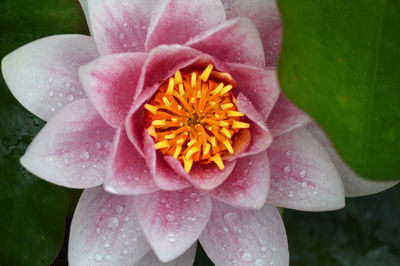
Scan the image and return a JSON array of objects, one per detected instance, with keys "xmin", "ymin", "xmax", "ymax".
[
  {"xmin": 144, "ymin": 64, "xmax": 249, "ymax": 173},
  {"xmin": 174, "ymin": 70, "xmax": 182, "ymax": 84},
  {"xmin": 185, "ymin": 146, "xmax": 199, "ymax": 159},
  {"xmin": 232, "ymin": 121, "xmax": 250, "ymax": 129},
  {"xmin": 184, "ymin": 157, "xmax": 193, "ymax": 173},
  {"xmin": 210, "ymin": 154, "xmax": 224, "ymax": 169},
  {"xmin": 144, "ymin": 104, "xmax": 158, "ymax": 114},
  {"xmin": 221, "ymin": 128, "xmax": 232, "ymax": 138},
  {"xmin": 191, "ymin": 72, "xmax": 197, "ymax": 89},
  {"xmin": 199, "ymin": 64, "xmax": 213, "ymax": 82},
  {"xmin": 165, "ymin": 132, "xmax": 176, "ymax": 139},
  {"xmin": 155, "ymin": 140, "xmax": 170, "ymax": 149},
  {"xmin": 166, "ymin": 78, "xmax": 175, "ymax": 94},
  {"xmin": 204, "ymin": 143, "xmax": 211, "ymax": 155},
  {"xmin": 223, "ymin": 139, "xmax": 234, "ymax": 154},
  {"xmin": 221, "ymin": 103, "xmax": 233, "ymax": 110},
  {"xmin": 162, "ymin": 96, "xmax": 172, "ymax": 107},
  {"xmin": 152, "ymin": 120, "xmax": 166, "ymax": 126},
  {"xmin": 227, "ymin": 111, "xmax": 244, "ymax": 117},
  {"xmin": 220, "ymin": 85, "xmax": 233, "ymax": 95},
  {"xmin": 173, "ymin": 145, "xmax": 182, "ymax": 158},
  {"xmin": 147, "ymin": 126, "xmax": 157, "ymax": 138}
]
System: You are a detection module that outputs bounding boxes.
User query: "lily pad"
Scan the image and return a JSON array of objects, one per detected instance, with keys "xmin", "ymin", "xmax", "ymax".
[
  {"xmin": 277, "ymin": 0, "xmax": 400, "ymax": 180},
  {"xmin": 0, "ymin": 0, "xmax": 88, "ymax": 264}
]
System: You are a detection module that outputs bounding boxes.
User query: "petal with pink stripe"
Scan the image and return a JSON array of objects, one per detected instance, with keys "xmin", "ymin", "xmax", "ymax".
[
  {"xmin": 267, "ymin": 128, "xmax": 345, "ymax": 211},
  {"xmin": 145, "ymin": 0, "xmax": 226, "ymax": 51},
  {"xmin": 20, "ymin": 99, "xmax": 115, "ymax": 189},
  {"xmin": 199, "ymin": 200, "xmax": 289, "ymax": 266},
  {"xmin": 208, "ymin": 152, "xmax": 270, "ymax": 209},
  {"xmin": 69, "ymin": 187, "xmax": 150, "ymax": 266},
  {"xmin": 80, "ymin": 52, "xmax": 146, "ymax": 128},
  {"xmin": 134, "ymin": 188, "xmax": 211, "ymax": 262},
  {"xmin": 105, "ymin": 127, "xmax": 159, "ymax": 195},
  {"xmin": 1, "ymin": 35, "xmax": 98, "ymax": 121}
]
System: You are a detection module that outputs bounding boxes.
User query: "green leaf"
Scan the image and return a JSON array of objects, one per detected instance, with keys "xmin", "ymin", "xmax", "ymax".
[
  {"xmin": 284, "ymin": 185, "xmax": 400, "ymax": 266},
  {"xmin": 0, "ymin": 0, "xmax": 88, "ymax": 264},
  {"xmin": 277, "ymin": 0, "xmax": 400, "ymax": 180}
]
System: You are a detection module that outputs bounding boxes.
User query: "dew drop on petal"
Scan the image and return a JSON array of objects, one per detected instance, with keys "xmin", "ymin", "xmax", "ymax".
[{"xmin": 241, "ymin": 252, "xmax": 253, "ymax": 262}]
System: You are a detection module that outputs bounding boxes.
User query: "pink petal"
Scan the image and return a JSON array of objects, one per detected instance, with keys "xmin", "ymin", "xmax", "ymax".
[
  {"xmin": 186, "ymin": 18, "xmax": 265, "ymax": 67},
  {"xmin": 267, "ymin": 128, "xmax": 345, "ymax": 211},
  {"xmin": 307, "ymin": 123, "xmax": 399, "ymax": 197},
  {"xmin": 234, "ymin": 93, "xmax": 272, "ymax": 158},
  {"xmin": 20, "ymin": 99, "xmax": 115, "ymax": 188},
  {"xmin": 226, "ymin": 0, "xmax": 282, "ymax": 66},
  {"xmin": 143, "ymin": 132, "xmax": 191, "ymax": 190},
  {"xmin": 134, "ymin": 188, "xmax": 212, "ymax": 262},
  {"xmin": 125, "ymin": 45, "xmax": 227, "ymax": 155},
  {"xmin": 134, "ymin": 244, "xmax": 197, "ymax": 266},
  {"xmin": 164, "ymin": 156, "xmax": 237, "ymax": 191},
  {"xmin": 79, "ymin": 52, "xmax": 146, "ymax": 128},
  {"xmin": 229, "ymin": 63, "xmax": 280, "ymax": 119},
  {"xmin": 208, "ymin": 152, "xmax": 270, "ymax": 209},
  {"xmin": 87, "ymin": 0, "xmax": 158, "ymax": 55},
  {"xmin": 267, "ymin": 94, "xmax": 311, "ymax": 136},
  {"xmin": 1, "ymin": 35, "xmax": 98, "ymax": 121},
  {"xmin": 69, "ymin": 187, "xmax": 150, "ymax": 265},
  {"xmin": 145, "ymin": 0, "xmax": 226, "ymax": 51},
  {"xmin": 199, "ymin": 200, "xmax": 289, "ymax": 266},
  {"xmin": 105, "ymin": 126, "xmax": 159, "ymax": 195}
]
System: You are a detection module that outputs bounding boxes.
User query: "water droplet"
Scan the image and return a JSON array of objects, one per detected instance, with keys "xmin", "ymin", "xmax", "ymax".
[
  {"xmin": 105, "ymin": 255, "xmax": 112, "ymax": 261},
  {"xmin": 96, "ymin": 228, "xmax": 101, "ymax": 234},
  {"xmin": 166, "ymin": 214, "xmax": 175, "ymax": 222},
  {"xmin": 286, "ymin": 151, "xmax": 291, "ymax": 156},
  {"xmin": 115, "ymin": 205, "xmax": 123, "ymax": 214},
  {"xmin": 95, "ymin": 142, "xmax": 101, "ymax": 150},
  {"xmin": 223, "ymin": 227, "xmax": 229, "ymax": 233},
  {"xmin": 122, "ymin": 249, "xmax": 129, "ymax": 255},
  {"xmin": 299, "ymin": 170, "xmax": 306, "ymax": 178},
  {"xmin": 190, "ymin": 192, "xmax": 197, "ymax": 198},
  {"xmin": 255, "ymin": 258, "xmax": 266, "ymax": 265},
  {"xmin": 119, "ymin": 33, "xmax": 125, "ymax": 39},
  {"xmin": 48, "ymin": 77, "xmax": 53, "ymax": 83},
  {"xmin": 242, "ymin": 252, "xmax": 253, "ymax": 262},
  {"xmin": 103, "ymin": 243, "xmax": 110, "ymax": 249},
  {"xmin": 65, "ymin": 82, "xmax": 71, "ymax": 89},
  {"xmin": 48, "ymin": 90, "xmax": 54, "ymax": 97},
  {"xmin": 260, "ymin": 246, "xmax": 267, "ymax": 252},
  {"xmin": 108, "ymin": 217, "xmax": 119, "ymax": 230},
  {"xmin": 80, "ymin": 151, "xmax": 90, "ymax": 161},
  {"xmin": 283, "ymin": 165, "xmax": 291, "ymax": 174},
  {"xmin": 67, "ymin": 95, "xmax": 74, "ymax": 102},
  {"xmin": 95, "ymin": 254, "xmax": 102, "ymax": 261}
]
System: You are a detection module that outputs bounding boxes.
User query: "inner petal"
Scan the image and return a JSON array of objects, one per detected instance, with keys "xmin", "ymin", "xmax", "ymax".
[{"xmin": 144, "ymin": 64, "xmax": 250, "ymax": 173}]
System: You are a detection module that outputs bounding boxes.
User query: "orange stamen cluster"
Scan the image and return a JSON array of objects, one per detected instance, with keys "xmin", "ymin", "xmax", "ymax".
[{"xmin": 144, "ymin": 64, "xmax": 250, "ymax": 173}]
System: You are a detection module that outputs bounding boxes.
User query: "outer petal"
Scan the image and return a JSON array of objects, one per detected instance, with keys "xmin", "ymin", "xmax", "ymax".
[
  {"xmin": 145, "ymin": 0, "xmax": 226, "ymax": 51},
  {"xmin": 87, "ymin": 0, "xmax": 159, "ymax": 55},
  {"xmin": 134, "ymin": 244, "xmax": 197, "ymax": 266},
  {"xmin": 199, "ymin": 200, "xmax": 289, "ymax": 266},
  {"xmin": 164, "ymin": 156, "xmax": 237, "ymax": 191},
  {"xmin": 69, "ymin": 187, "xmax": 150, "ymax": 266},
  {"xmin": 226, "ymin": 0, "xmax": 282, "ymax": 66},
  {"xmin": 134, "ymin": 188, "xmax": 212, "ymax": 262},
  {"xmin": 20, "ymin": 99, "xmax": 114, "ymax": 188},
  {"xmin": 186, "ymin": 18, "xmax": 265, "ymax": 67},
  {"xmin": 79, "ymin": 52, "xmax": 146, "ymax": 128},
  {"xmin": 228, "ymin": 64, "xmax": 280, "ymax": 119},
  {"xmin": 105, "ymin": 126, "xmax": 159, "ymax": 195},
  {"xmin": 143, "ymin": 133, "xmax": 191, "ymax": 191},
  {"xmin": 307, "ymin": 123, "xmax": 399, "ymax": 197},
  {"xmin": 267, "ymin": 94, "xmax": 311, "ymax": 136},
  {"xmin": 267, "ymin": 128, "xmax": 345, "ymax": 211},
  {"xmin": 1, "ymin": 35, "xmax": 98, "ymax": 121},
  {"xmin": 208, "ymin": 152, "xmax": 270, "ymax": 209}
]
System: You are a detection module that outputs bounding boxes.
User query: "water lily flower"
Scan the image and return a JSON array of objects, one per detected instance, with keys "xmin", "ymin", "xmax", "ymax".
[{"xmin": 2, "ymin": 0, "xmax": 398, "ymax": 265}]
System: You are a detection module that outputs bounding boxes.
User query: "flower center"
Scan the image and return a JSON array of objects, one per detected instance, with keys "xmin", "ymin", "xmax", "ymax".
[{"xmin": 144, "ymin": 64, "xmax": 250, "ymax": 173}]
